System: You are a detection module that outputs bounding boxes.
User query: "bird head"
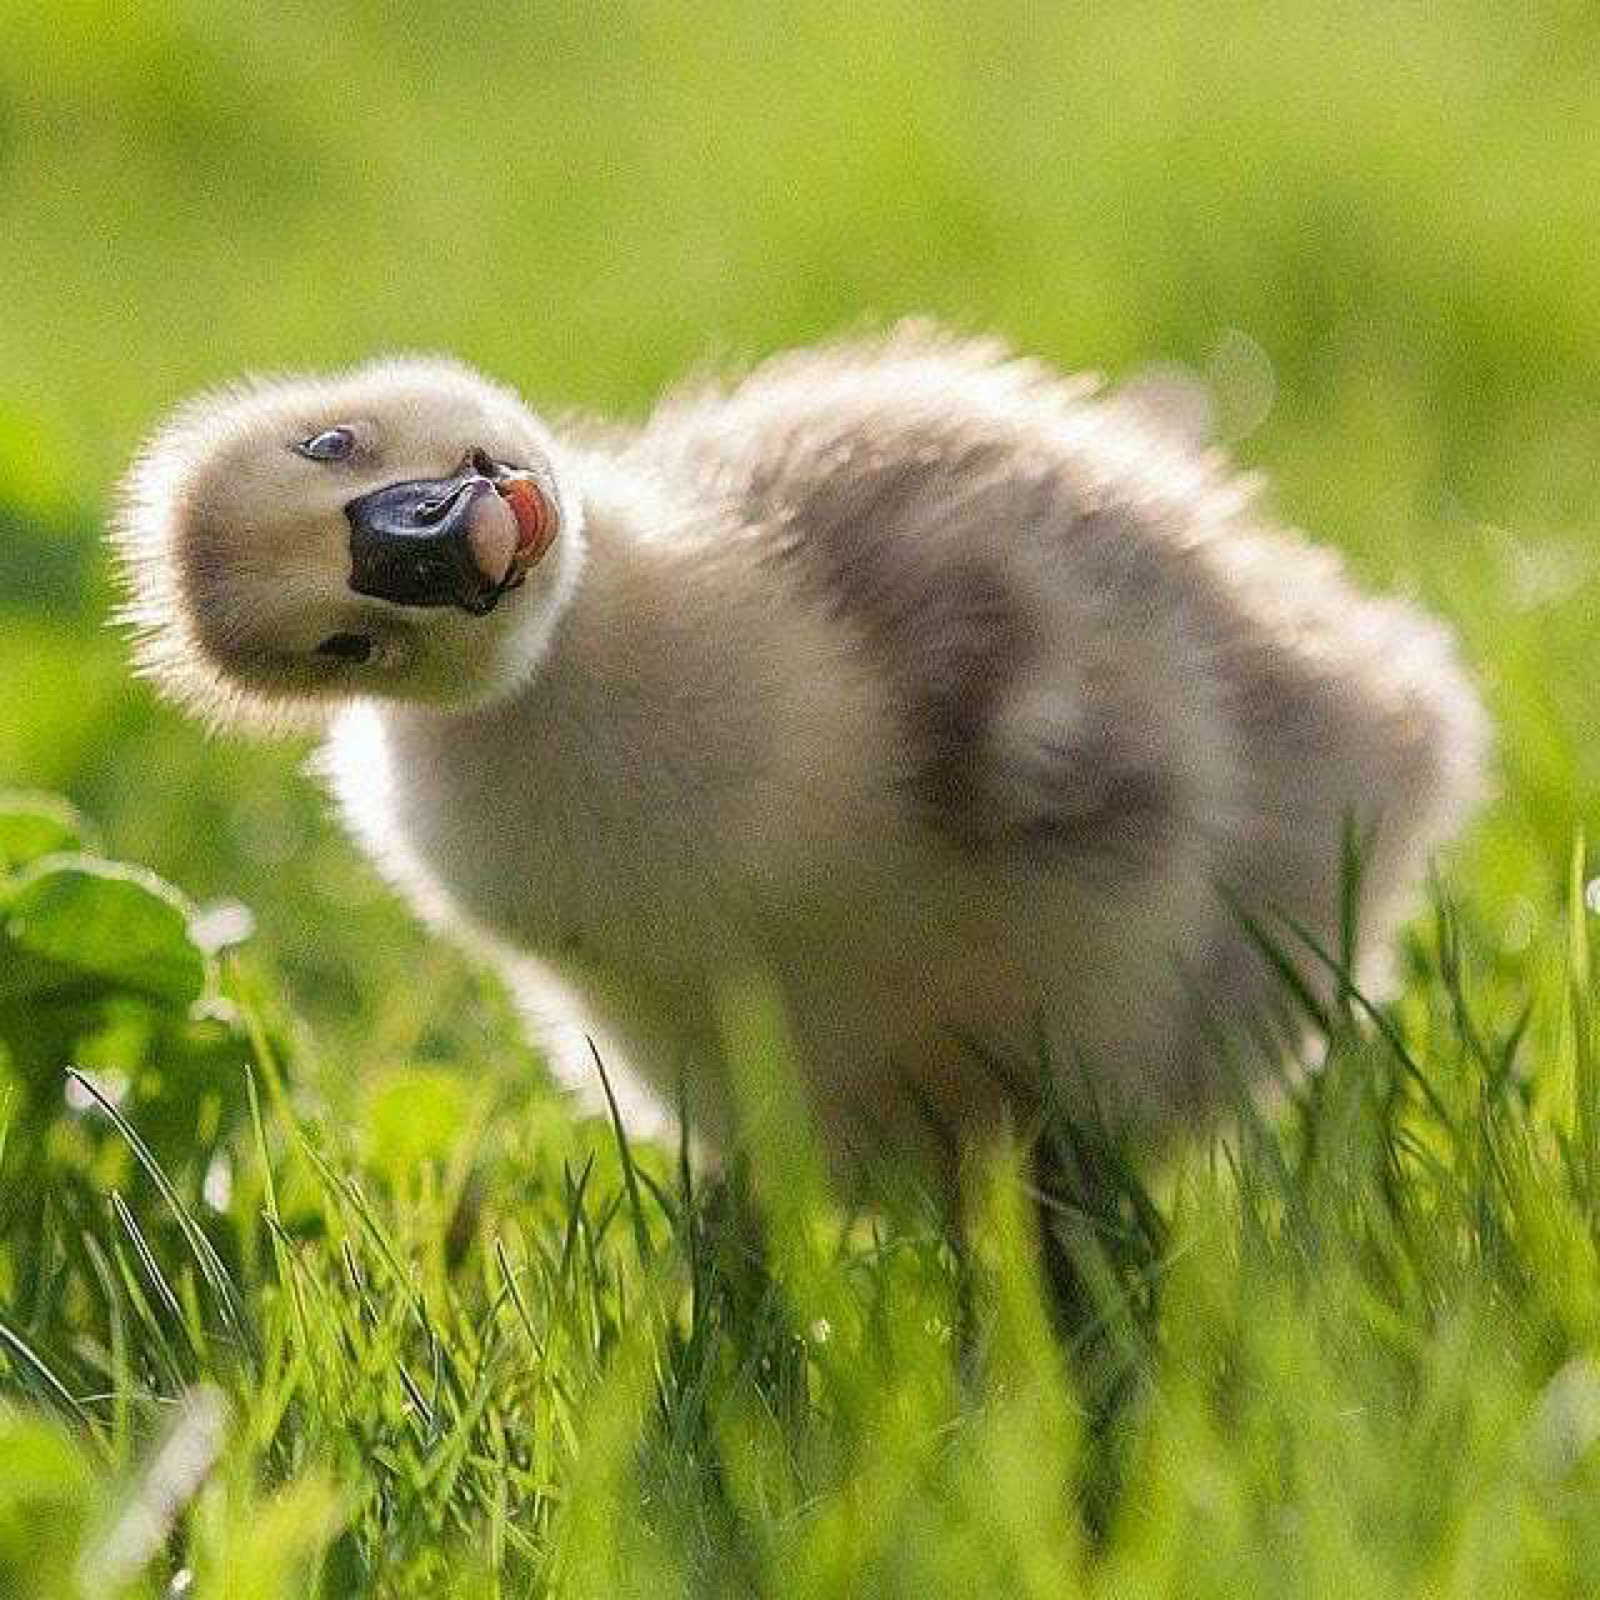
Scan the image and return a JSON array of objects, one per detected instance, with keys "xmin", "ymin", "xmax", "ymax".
[{"xmin": 112, "ymin": 356, "xmax": 584, "ymax": 728}]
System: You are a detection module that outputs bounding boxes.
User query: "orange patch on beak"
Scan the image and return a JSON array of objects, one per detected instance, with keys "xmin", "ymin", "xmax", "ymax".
[{"xmin": 498, "ymin": 477, "xmax": 557, "ymax": 571}]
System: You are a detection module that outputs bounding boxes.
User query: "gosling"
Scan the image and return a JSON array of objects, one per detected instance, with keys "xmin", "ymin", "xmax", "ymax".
[{"xmin": 113, "ymin": 324, "xmax": 1487, "ymax": 1189}]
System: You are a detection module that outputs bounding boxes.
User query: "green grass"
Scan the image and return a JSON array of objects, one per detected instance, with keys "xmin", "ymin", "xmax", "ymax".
[
  {"xmin": 2, "ymin": 798, "xmax": 1599, "ymax": 1597},
  {"xmin": 2, "ymin": 0, "xmax": 1599, "ymax": 1593}
]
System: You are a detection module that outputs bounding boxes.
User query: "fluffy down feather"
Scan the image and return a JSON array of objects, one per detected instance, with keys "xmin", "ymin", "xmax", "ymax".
[{"xmin": 113, "ymin": 323, "xmax": 1488, "ymax": 1190}]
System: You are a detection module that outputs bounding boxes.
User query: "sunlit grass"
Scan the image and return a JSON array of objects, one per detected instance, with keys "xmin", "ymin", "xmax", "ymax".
[{"xmin": 3, "ymin": 803, "xmax": 1599, "ymax": 1595}]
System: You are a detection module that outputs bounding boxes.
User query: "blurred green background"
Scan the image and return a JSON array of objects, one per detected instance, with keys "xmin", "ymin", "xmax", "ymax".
[{"xmin": 1, "ymin": 0, "xmax": 1595, "ymax": 1073}]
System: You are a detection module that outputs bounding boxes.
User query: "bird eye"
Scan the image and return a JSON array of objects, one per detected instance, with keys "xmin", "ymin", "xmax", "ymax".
[
  {"xmin": 294, "ymin": 427, "xmax": 356, "ymax": 462},
  {"xmin": 314, "ymin": 632, "xmax": 374, "ymax": 664}
]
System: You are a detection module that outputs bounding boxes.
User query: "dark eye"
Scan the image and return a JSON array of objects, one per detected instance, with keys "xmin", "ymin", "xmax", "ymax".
[
  {"xmin": 295, "ymin": 427, "xmax": 356, "ymax": 462},
  {"xmin": 314, "ymin": 632, "xmax": 373, "ymax": 664}
]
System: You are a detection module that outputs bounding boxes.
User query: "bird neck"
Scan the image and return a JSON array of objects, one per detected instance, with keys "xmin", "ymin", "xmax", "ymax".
[
  {"xmin": 381, "ymin": 451, "xmax": 780, "ymax": 801},
  {"xmin": 527, "ymin": 458, "xmax": 770, "ymax": 763}
]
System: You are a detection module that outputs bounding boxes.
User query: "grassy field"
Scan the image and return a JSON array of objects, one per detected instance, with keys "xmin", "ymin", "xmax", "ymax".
[{"xmin": 2, "ymin": 2, "xmax": 1599, "ymax": 1594}]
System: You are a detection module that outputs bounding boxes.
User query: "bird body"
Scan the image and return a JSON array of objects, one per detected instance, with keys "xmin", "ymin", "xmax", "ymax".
[{"xmin": 116, "ymin": 326, "xmax": 1487, "ymax": 1184}]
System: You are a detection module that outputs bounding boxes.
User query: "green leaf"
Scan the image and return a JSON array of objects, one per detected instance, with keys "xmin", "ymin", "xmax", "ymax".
[
  {"xmin": 4, "ymin": 854, "xmax": 207, "ymax": 1007},
  {"xmin": 360, "ymin": 1066, "xmax": 470, "ymax": 1182},
  {"xmin": 0, "ymin": 792, "xmax": 93, "ymax": 873},
  {"xmin": 0, "ymin": 1411, "xmax": 93, "ymax": 1588}
]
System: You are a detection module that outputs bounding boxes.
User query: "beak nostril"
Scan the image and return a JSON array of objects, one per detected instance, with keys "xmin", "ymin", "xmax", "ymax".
[{"xmin": 469, "ymin": 448, "xmax": 497, "ymax": 479}]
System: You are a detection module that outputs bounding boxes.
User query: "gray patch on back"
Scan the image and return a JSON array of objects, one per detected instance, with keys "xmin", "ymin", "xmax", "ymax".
[
  {"xmin": 764, "ymin": 430, "xmax": 1044, "ymax": 847},
  {"xmin": 676, "ymin": 392, "xmax": 1181, "ymax": 863},
  {"xmin": 730, "ymin": 413, "xmax": 1048, "ymax": 848}
]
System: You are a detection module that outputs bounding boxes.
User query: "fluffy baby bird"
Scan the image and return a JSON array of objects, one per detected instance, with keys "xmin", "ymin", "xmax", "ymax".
[{"xmin": 115, "ymin": 325, "xmax": 1486, "ymax": 1189}]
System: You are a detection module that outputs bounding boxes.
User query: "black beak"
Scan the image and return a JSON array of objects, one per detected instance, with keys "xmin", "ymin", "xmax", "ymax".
[{"xmin": 344, "ymin": 462, "xmax": 508, "ymax": 616}]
